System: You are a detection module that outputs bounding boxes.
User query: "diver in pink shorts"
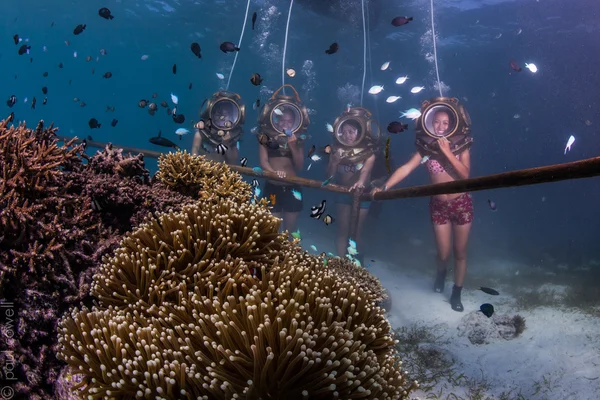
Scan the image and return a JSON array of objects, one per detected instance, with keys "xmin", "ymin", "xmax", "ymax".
[{"xmin": 372, "ymin": 99, "xmax": 474, "ymax": 312}]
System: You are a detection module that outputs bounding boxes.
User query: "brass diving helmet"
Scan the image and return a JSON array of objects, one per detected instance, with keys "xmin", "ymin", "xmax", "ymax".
[
  {"xmin": 331, "ymin": 106, "xmax": 381, "ymax": 164},
  {"xmin": 198, "ymin": 91, "xmax": 246, "ymax": 147},
  {"xmin": 256, "ymin": 84, "xmax": 311, "ymax": 155},
  {"xmin": 415, "ymin": 97, "xmax": 472, "ymax": 156}
]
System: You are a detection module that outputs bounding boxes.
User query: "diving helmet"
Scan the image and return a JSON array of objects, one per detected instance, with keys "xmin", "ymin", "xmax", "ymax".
[
  {"xmin": 256, "ymin": 84, "xmax": 311, "ymax": 155},
  {"xmin": 331, "ymin": 107, "xmax": 382, "ymax": 164},
  {"xmin": 415, "ymin": 97, "xmax": 472, "ymax": 156},
  {"xmin": 198, "ymin": 91, "xmax": 246, "ymax": 146}
]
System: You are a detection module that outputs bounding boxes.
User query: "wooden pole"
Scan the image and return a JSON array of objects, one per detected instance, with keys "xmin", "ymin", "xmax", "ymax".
[
  {"xmin": 58, "ymin": 135, "xmax": 352, "ymax": 193},
  {"xmin": 349, "ymin": 189, "xmax": 362, "ymax": 241},
  {"xmin": 367, "ymin": 156, "xmax": 600, "ymax": 201},
  {"xmin": 58, "ymin": 136, "xmax": 600, "ymax": 202}
]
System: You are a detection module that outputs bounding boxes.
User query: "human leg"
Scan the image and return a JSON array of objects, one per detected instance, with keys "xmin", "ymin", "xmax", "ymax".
[
  {"xmin": 448, "ymin": 193, "xmax": 474, "ymax": 312},
  {"xmin": 335, "ymin": 203, "xmax": 351, "ymax": 257},
  {"xmin": 430, "ymin": 197, "xmax": 453, "ymax": 293}
]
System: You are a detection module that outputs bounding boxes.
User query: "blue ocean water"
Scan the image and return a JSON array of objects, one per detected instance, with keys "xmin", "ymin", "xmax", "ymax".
[
  {"xmin": 1, "ymin": 0, "xmax": 600, "ymax": 395},
  {"xmin": 3, "ymin": 0, "xmax": 599, "ymax": 277}
]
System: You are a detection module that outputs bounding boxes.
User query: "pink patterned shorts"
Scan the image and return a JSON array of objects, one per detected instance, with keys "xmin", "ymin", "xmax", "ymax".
[{"xmin": 430, "ymin": 193, "xmax": 474, "ymax": 226}]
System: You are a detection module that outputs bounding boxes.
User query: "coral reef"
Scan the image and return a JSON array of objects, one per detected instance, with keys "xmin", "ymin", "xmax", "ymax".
[
  {"xmin": 0, "ymin": 118, "xmax": 206, "ymax": 399},
  {"xmin": 512, "ymin": 314, "xmax": 526, "ymax": 337},
  {"xmin": 457, "ymin": 311, "xmax": 527, "ymax": 345},
  {"xmin": 57, "ymin": 199, "xmax": 418, "ymax": 399},
  {"xmin": 155, "ymin": 150, "xmax": 253, "ymax": 204},
  {"xmin": 324, "ymin": 255, "xmax": 390, "ymax": 308}
]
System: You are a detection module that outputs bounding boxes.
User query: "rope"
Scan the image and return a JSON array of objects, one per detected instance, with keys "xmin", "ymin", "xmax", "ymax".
[
  {"xmin": 360, "ymin": 0, "xmax": 367, "ymax": 106},
  {"xmin": 226, "ymin": 0, "xmax": 252, "ymax": 91},
  {"xmin": 430, "ymin": 0, "xmax": 443, "ymax": 97},
  {"xmin": 282, "ymin": 0, "xmax": 294, "ymax": 95}
]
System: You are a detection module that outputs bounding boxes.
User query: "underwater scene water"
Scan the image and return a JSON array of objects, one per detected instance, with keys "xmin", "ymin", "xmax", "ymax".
[{"xmin": 1, "ymin": 0, "xmax": 599, "ymax": 399}]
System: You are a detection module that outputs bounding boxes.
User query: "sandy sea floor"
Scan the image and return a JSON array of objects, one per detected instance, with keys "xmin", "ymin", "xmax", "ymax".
[{"xmin": 300, "ymin": 229, "xmax": 600, "ymax": 400}]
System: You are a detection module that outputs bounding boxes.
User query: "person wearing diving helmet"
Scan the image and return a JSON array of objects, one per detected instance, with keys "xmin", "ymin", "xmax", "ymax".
[
  {"xmin": 325, "ymin": 107, "xmax": 380, "ymax": 263},
  {"xmin": 191, "ymin": 91, "xmax": 245, "ymax": 165},
  {"xmin": 257, "ymin": 85, "xmax": 310, "ymax": 236},
  {"xmin": 372, "ymin": 98, "xmax": 474, "ymax": 313}
]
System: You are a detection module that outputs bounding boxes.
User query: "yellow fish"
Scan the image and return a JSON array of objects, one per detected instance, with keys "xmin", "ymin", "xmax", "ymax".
[{"xmin": 269, "ymin": 194, "xmax": 276, "ymax": 205}]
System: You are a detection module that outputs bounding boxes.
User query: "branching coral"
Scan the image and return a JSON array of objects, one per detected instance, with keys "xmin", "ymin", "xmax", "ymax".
[
  {"xmin": 0, "ymin": 117, "xmax": 198, "ymax": 399},
  {"xmin": 58, "ymin": 199, "xmax": 418, "ymax": 399},
  {"xmin": 155, "ymin": 150, "xmax": 253, "ymax": 204}
]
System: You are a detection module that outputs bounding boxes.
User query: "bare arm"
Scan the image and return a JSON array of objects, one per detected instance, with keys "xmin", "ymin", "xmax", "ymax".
[
  {"xmin": 443, "ymin": 148, "xmax": 470, "ymax": 180},
  {"xmin": 258, "ymin": 145, "xmax": 277, "ymax": 173},
  {"xmin": 382, "ymin": 152, "xmax": 422, "ymax": 190},
  {"xmin": 191, "ymin": 129, "xmax": 202, "ymax": 156},
  {"xmin": 326, "ymin": 149, "xmax": 343, "ymax": 177},
  {"xmin": 355, "ymin": 153, "xmax": 376, "ymax": 186}
]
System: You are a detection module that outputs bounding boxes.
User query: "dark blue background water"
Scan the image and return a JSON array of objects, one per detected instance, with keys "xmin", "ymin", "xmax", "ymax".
[{"xmin": 1, "ymin": 0, "xmax": 599, "ymax": 270}]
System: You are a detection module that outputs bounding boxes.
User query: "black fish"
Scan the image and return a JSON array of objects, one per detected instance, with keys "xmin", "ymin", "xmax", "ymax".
[
  {"xmin": 480, "ymin": 303, "xmax": 494, "ymax": 318},
  {"xmin": 307, "ymin": 145, "xmax": 316, "ymax": 158},
  {"xmin": 31, "ymin": 97, "xmax": 36, "ymax": 109},
  {"xmin": 41, "ymin": 86, "xmax": 48, "ymax": 95},
  {"xmin": 18, "ymin": 44, "xmax": 30, "ymax": 55},
  {"xmin": 87, "ymin": 135, "xmax": 93, "ymax": 141},
  {"xmin": 325, "ymin": 42, "xmax": 339, "ymax": 55},
  {"xmin": 7, "ymin": 112, "xmax": 14, "ymax": 123},
  {"xmin": 479, "ymin": 287, "xmax": 500, "ymax": 296},
  {"xmin": 88, "ymin": 118, "xmax": 101, "ymax": 129},
  {"xmin": 220, "ymin": 41, "xmax": 240, "ymax": 53},
  {"xmin": 73, "ymin": 24, "xmax": 86, "ymax": 35},
  {"xmin": 6, "ymin": 95, "xmax": 16, "ymax": 107},
  {"xmin": 488, "ymin": 199, "xmax": 497, "ymax": 211},
  {"xmin": 58, "ymin": 62, "xmax": 63, "ymax": 68},
  {"xmin": 188, "ymin": 82, "xmax": 193, "ymax": 89},
  {"xmin": 240, "ymin": 157, "xmax": 248, "ymax": 167},
  {"xmin": 252, "ymin": 12, "xmax": 257, "ymax": 30},
  {"xmin": 391, "ymin": 16, "xmax": 413, "ymax": 27},
  {"xmin": 311, "ymin": 200, "xmax": 326, "ymax": 219},
  {"xmin": 510, "ymin": 60, "xmax": 522, "ymax": 72},
  {"xmin": 43, "ymin": 71, "xmax": 48, "ymax": 77},
  {"xmin": 253, "ymin": 98, "xmax": 260, "ymax": 110},
  {"xmin": 42, "ymin": 97, "xmax": 47, "ymax": 105},
  {"xmin": 103, "ymin": 72, "xmax": 112, "ymax": 78},
  {"xmin": 98, "ymin": 8, "xmax": 114, "ymax": 20},
  {"xmin": 173, "ymin": 114, "xmax": 185, "ymax": 124},
  {"xmin": 190, "ymin": 42, "xmax": 202, "ymax": 58},
  {"xmin": 111, "ymin": 118, "xmax": 118, "ymax": 127},
  {"xmin": 250, "ymin": 73, "xmax": 263, "ymax": 86},
  {"xmin": 172, "ymin": 64, "xmax": 177, "ymax": 74},
  {"xmin": 149, "ymin": 131, "xmax": 179, "ymax": 149},
  {"xmin": 13, "ymin": 34, "xmax": 19, "ymax": 45},
  {"xmin": 216, "ymin": 143, "xmax": 228, "ymax": 155},
  {"xmin": 387, "ymin": 121, "xmax": 409, "ymax": 133}
]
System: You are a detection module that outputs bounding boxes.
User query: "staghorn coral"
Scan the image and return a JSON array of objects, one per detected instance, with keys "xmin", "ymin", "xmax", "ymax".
[
  {"xmin": 0, "ymin": 118, "xmax": 109, "ymax": 399},
  {"xmin": 324, "ymin": 256, "xmax": 389, "ymax": 307},
  {"xmin": 155, "ymin": 150, "xmax": 253, "ymax": 203},
  {"xmin": 57, "ymin": 198, "xmax": 418, "ymax": 399},
  {"xmin": 0, "ymin": 117, "xmax": 201, "ymax": 399}
]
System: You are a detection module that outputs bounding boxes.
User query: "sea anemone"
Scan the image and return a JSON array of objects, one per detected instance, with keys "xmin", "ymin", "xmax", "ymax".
[
  {"xmin": 57, "ymin": 199, "xmax": 418, "ymax": 399},
  {"xmin": 155, "ymin": 150, "xmax": 253, "ymax": 204}
]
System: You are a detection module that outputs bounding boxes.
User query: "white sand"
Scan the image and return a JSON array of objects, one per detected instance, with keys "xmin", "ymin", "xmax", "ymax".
[
  {"xmin": 299, "ymin": 230, "xmax": 600, "ymax": 400},
  {"xmin": 369, "ymin": 259, "xmax": 600, "ymax": 400}
]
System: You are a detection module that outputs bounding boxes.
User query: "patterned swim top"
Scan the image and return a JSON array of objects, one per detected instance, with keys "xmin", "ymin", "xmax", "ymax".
[{"xmin": 426, "ymin": 153, "xmax": 460, "ymax": 174}]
